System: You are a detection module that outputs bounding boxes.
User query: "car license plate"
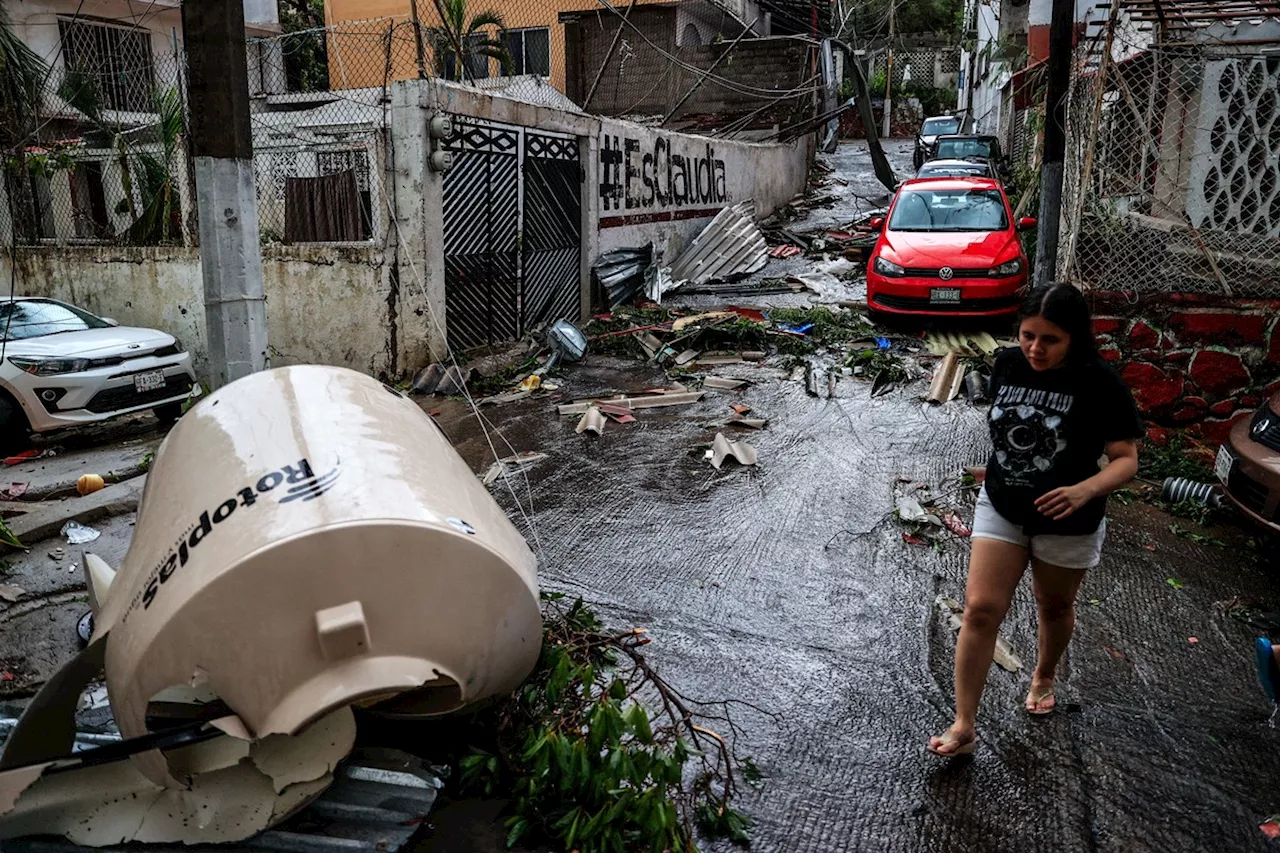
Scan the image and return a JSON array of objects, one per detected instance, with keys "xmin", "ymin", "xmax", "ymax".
[
  {"xmin": 1214, "ymin": 444, "xmax": 1234, "ymax": 483},
  {"xmin": 134, "ymin": 370, "xmax": 165, "ymax": 393},
  {"xmin": 930, "ymin": 288, "xmax": 962, "ymax": 304}
]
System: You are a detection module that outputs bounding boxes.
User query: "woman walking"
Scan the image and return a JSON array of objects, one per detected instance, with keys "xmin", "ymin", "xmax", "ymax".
[{"xmin": 929, "ymin": 283, "xmax": 1144, "ymax": 756}]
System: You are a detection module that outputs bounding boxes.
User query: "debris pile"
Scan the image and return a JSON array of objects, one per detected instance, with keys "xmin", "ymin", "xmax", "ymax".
[{"xmin": 0, "ymin": 366, "xmax": 542, "ymax": 850}]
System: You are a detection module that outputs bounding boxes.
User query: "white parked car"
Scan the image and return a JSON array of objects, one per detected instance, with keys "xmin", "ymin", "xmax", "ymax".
[{"xmin": 0, "ymin": 298, "xmax": 200, "ymax": 449}]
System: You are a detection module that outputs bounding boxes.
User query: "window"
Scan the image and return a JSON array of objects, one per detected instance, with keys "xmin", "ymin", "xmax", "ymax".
[
  {"xmin": 59, "ymin": 18, "xmax": 155, "ymax": 113},
  {"xmin": 501, "ymin": 28, "xmax": 550, "ymax": 77},
  {"xmin": 0, "ymin": 300, "xmax": 109, "ymax": 342},
  {"xmin": 888, "ymin": 189, "xmax": 1009, "ymax": 232},
  {"xmin": 70, "ymin": 161, "xmax": 112, "ymax": 239},
  {"xmin": 918, "ymin": 164, "xmax": 988, "ymax": 178},
  {"xmin": 922, "ymin": 117, "xmax": 960, "ymax": 136},
  {"xmin": 936, "ymin": 138, "xmax": 995, "ymax": 159},
  {"xmin": 439, "ymin": 35, "xmax": 495, "ymax": 81}
]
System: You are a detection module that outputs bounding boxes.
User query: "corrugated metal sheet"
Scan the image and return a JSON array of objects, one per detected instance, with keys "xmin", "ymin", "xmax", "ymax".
[
  {"xmin": 593, "ymin": 244, "xmax": 654, "ymax": 308},
  {"xmin": 665, "ymin": 201, "xmax": 768, "ymax": 295}
]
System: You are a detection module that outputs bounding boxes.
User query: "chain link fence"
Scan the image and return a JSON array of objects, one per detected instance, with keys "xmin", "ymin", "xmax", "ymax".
[
  {"xmin": 3, "ymin": 40, "xmax": 192, "ymax": 248},
  {"xmin": 6, "ymin": 1, "xmax": 821, "ymax": 248},
  {"xmin": 1060, "ymin": 41, "xmax": 1280, "ymax": 297}
]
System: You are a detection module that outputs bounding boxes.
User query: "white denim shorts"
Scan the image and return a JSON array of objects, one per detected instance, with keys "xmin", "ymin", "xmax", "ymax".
[{"xmin": 971, "ymin": 485, "xmax": 1106, "ymax": 570}]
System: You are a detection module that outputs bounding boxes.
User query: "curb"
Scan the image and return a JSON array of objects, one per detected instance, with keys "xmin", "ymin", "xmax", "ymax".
[
  {"xmin": 18, "ymin": 463, "xmax": 151, "ymax": 503},
  {"xmin": 4, "ymin": 476, "xmax": 146, "ymax": 552}
]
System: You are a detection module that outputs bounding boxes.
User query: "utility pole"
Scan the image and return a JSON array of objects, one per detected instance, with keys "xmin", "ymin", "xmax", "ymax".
[
  {"xmin": 881, "ymin": 0, "xmax": 895, "ymax": 139},
  {"xmin": 409, "ymin": 0, "xmax": 428, "ymax": 79},
  {"xmin": 182, "ymin": 0, "xmax": 268, "ymax": 387},
  {"xmin": 1033, "ymin": 0, "xmax": 1073, "ymax": 286}
]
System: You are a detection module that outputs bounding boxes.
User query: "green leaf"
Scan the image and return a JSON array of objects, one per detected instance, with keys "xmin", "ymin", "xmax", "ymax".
[
  {"xmin": 505, "ymin": 817, "xmax": 528, "ymax": 848},
  {"xmin": 629, "ymin": 704, "xmax": 653, "ymax": 745},
  {"xmin": 1166, "ymin": 577, "xmax": 1184, "ymax": 590}
]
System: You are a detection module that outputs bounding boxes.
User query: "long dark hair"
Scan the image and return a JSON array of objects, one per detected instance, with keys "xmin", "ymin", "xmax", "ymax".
[{"xmin": 1017, "ymin": 282, "xmax": 1098, "ymax": 363}]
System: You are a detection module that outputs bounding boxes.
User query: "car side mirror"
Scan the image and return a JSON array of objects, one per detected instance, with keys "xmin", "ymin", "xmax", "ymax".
[
  {"xmin": 1017, "ymin": 217, "xmax": 1037, "ymax": 231},
  {"xmin": 102, "ymin": 317, "xmax": 119, "ymax": 327},
  {"xmin": 870, "ymin": 217, "xmax": 884, "ymax": 230}
]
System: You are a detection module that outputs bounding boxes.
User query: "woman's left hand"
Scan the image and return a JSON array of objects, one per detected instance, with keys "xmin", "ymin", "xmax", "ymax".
[{"xmin": 1035, "ymin": 482, "xmax": 1098, "ymax": 520}]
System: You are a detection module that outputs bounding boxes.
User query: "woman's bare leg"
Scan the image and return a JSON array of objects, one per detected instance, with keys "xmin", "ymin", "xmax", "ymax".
[
  {"xmin": 1026, "ymin": 558, "xmax": 1088, "ymax": 712},
  {"xmin": 930, "ymin": 538, "xmax": 1028, "ymax": 754}
]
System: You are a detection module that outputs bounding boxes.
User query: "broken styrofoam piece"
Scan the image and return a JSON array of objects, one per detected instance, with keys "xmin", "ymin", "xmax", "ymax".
[
  {"xmin": 704, "ymin": 376, "xmax": 749, "ymax": 391},
  {"xmin": 575, "ymin": 408, "xmax": 607, "ymax": 436},
  {"xmin": 558, "ymin": 391, "xmax": 705, "ymax": 416},
  {"xmin": 935, "ymin": 596, "xmax": 1023, "ymax": 672},
  {"xmin": 0, "ymin": 709, "xmax": 356, "ymax": 846},
  {"xmin": 926, "ymin": 351, "xmax": 966, "ymax": 404},
  {"xmin": 707, "ymin": 432, "xmax": 758, "ymax": 470}
]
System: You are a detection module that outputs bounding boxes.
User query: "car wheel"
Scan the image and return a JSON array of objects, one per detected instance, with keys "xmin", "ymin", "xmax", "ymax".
[
  {"xmin": 0, "ymin": 394, "xmax": 32, "ymax": 456},
  {"xmin": 153, "ymin": 402, "xmax": 183, "ymax": 424}
]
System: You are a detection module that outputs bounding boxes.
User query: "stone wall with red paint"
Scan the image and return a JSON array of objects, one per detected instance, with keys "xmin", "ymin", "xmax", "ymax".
[{"xmin": 1088, "ymin": 292, "xmax": 1280, "ymax": 446}]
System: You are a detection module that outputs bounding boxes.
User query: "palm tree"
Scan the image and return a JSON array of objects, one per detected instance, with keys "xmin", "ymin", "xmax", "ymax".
[
  {"xmin": 1, "ymin": 4, "xmax": 52, "ymax": 242},
  {"xmin": 58, "ymin": 72, "xmax": 185, "ymax": 244},
  {"xmin": 427, "ymin": 0, "xmax": 511, "ymax": 81}
]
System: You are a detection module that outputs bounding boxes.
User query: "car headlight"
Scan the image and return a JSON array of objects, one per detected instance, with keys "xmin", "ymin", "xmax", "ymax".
[
  {"xmin": 874, "ymin": 256, "xmax": 906, "ymax": 277},
  {"xmin": 991, "ymin": 258, "xmax": 1023, "ymax": 277},
  {"xmin": 9, "ymin": 356, "xmax": 91, "ymax": 376}
]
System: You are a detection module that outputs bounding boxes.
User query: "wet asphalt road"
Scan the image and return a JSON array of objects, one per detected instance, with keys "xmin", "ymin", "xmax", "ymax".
[{"xmin": 433, "ymin": 350, "xmax": 1280, "ymax": 853}]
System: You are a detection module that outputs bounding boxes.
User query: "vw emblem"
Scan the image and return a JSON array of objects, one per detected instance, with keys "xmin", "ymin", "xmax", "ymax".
[{"xmin": 939, "ymin": 267, "xmax": 954, "ymax": 281}]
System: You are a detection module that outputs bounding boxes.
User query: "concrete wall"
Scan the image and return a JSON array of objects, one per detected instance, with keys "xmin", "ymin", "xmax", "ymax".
[
  {"xmin": 0, "ymin": 245, "xmax": 402, "ymax": 383},
  {"xmin": 1090, "ymin": 292, "xmax": 1280, "ymax": 446},
  {"xmin": 0, "ymin": 79, "xmax": 809, "ymax": 379},
  {"xmin": 568, "ymin": 6, "xmax": 811, "ymax": 120},
  {"xmin": 597, "ymin": 115, "xmax": 807, "ymax": 258}
]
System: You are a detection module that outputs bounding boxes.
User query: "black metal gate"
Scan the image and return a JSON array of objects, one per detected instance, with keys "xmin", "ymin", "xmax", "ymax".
[{"xmin": 442, "ymin": 119, "xmax": 581, "ymax": 351}]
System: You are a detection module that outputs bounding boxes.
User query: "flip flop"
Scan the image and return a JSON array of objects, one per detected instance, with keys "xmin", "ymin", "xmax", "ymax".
[
  {"xmin": 1025, "ymin": 684, "xmax": 1056, "ymax": 715},
  {"xmin": 1256, "ymin": 638, "xmax": 1279, "ymax": 702},
  {"xmin": 927, "ymin": 731, "xmax": 977, "ymax": 757}
]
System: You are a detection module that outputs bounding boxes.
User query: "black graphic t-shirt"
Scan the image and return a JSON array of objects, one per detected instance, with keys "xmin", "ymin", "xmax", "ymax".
[{"xmin": 985, "ymin": 348, "xmax": 1144, "ymax": 536}]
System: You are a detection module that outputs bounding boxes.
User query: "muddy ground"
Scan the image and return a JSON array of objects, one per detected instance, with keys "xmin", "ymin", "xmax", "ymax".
[
  {"xmin": 1, "ymin": 140, "xmax": 1277, "ymax": 852},
  {"xmin": 428, "ymin": 345, "xmax": 1280, "ymax": 853}
]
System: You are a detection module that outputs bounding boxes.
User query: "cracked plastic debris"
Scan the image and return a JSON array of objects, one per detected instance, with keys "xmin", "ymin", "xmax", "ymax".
[
  {"xmin": 60, "ymin": 522, "xmax": 100, "ymax": 545},
  {"xmin": 0, "ymin": 366, "xmax": 543, "ymax": 843}
]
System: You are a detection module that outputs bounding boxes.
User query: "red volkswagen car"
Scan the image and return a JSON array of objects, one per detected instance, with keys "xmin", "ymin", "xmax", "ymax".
[{"xmin": 865, "ymin": 177, "xmax": 1035, "ymax": 317}]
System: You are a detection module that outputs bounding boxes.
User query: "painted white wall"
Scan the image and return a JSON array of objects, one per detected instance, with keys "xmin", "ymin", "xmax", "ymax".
[
  {"xmin": 9, "ymin": 0, "xmax": 185, "ymax": 69},
  {"xmin": 0, "ymin": 245, "xmax": 398, "ymax": 380},
  {"xmin": 596, "ymin": 117, "xmax": 807, "ymax": 259}
]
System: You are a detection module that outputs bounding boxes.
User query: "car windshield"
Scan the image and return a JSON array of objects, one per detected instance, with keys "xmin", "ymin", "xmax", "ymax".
[
  {"xmin": 888, "ymin": 189, "xmax": 1009, "ymax": 232},
  {"xmin": 0, "ymin": 300, "xmax": 110, "ymax": 342},
  {"xmin": 919, "ymin": 165, "xmax": 987, "ymax": 178},
  {"xmin": 936, "ymin": 138, "xmax": 993, "ymax": 159},
  {"xmin": 922, "ymin": 118, "xmax": 960, "ymax": 135}
]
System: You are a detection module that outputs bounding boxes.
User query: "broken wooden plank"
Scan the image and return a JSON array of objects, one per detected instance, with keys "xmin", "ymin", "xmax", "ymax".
[{"xmin": 558, "ymin": 391, "xmax": 706, "ymax": 416}]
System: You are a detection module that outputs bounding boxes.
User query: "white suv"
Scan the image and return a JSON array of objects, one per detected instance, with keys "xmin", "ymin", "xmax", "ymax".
[{"xmin": 0, "ymin": 298, "xmax": 200, "ymax": 450}]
